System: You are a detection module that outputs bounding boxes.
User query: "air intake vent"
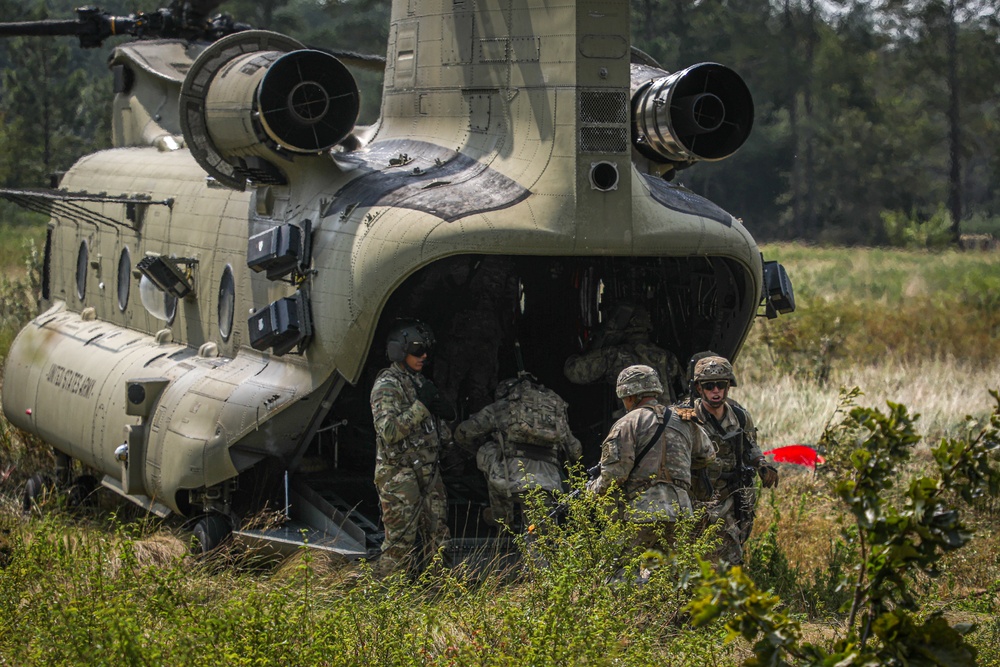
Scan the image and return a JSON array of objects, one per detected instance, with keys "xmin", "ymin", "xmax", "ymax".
[
  {"xmin": 580, "ymin": 127, "xmax": 628, "ymax": 153},
  {"xmin": 579, "ymin": 89, "xmax": 629, "ymax": 154},
  {"xmin": 580, "ymin": 91, "xmax": 628, "ymax": 124}
]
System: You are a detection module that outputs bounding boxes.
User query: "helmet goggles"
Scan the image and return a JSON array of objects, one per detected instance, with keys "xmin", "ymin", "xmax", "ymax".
[{"xmin": 405, "ymin": 341, "xmax": 431, "ymax": 357}]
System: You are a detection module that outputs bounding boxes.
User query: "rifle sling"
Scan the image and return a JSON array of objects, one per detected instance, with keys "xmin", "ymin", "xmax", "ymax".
[{"xmin": 632, "ymin": 408, "xmax": 671, "ymax": 472}]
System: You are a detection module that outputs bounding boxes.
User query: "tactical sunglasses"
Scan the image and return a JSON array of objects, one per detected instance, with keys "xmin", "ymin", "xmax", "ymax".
[
  {"xmin": 405, "ymin": 342, "xmax": 430, "ymax": 357},
  {"xmin": 699, "ymin": 380, "xmax": 729, "ymax": 391}
]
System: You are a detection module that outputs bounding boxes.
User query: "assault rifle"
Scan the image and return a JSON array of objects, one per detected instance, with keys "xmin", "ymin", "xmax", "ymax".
[
  {"xmin": 528, "ymin": 463, "xmax": 601, "ymax": 531},
  {"xmin": 717, "ymin": 428, "xmax": 757, "ymax": 541}
]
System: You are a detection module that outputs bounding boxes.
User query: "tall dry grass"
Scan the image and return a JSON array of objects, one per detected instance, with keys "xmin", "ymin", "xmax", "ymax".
[{"xmin": 742, "ymin": 357, "xmax": 1000, "ymax": 449}]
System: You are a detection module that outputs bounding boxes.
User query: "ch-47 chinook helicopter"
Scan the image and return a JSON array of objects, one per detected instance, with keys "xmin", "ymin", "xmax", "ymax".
[{"xmin": 0, "ymin": 0, "xmax": 794, "ymax": 558}]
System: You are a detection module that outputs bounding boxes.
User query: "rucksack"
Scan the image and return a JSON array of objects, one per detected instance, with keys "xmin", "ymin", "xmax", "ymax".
[{"xmin": 504, "ymin": 382, "xmax": 568, "ymax": 448}]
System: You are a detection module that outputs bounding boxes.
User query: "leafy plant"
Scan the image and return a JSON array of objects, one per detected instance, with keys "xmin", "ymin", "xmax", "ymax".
[
  {"xmin": 686, "ymin": 389, "xmax": 1000, "ymax": 665},
  {"xmin": 881, "ymin": 206, "xmax": 955, "ymax": 249}
]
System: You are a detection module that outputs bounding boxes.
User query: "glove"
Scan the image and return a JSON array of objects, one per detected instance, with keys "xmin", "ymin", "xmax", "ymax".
[
  {"xmin": 416, "ymin": 379, "xmax": 456, "ymax": 420},
  {"xmin": 759, "ymin": 464, "xmax": 779, "ymax": 488}
]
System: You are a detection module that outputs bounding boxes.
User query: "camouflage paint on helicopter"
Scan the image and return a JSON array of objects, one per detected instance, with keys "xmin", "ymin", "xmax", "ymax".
[{"xmin": 0, "ymin": 0, "xmax": 794, "ymax": 556}]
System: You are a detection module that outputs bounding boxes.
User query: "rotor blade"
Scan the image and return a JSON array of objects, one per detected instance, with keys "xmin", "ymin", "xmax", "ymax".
[
  {"xmin": 187, "ymin": 0, "xmax": 227, "ymax": 15},
  {"xmin": 308, "ymin": 45, "xmax": 386, "ymax": 73}
]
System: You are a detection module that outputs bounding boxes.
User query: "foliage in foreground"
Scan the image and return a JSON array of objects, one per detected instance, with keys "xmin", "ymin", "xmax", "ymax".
[
  {"xmin": 2, "ymin": 389, "xmax": 999, "ymax": 665},
  {"xmin": 0, "ymin": 234, "xmax": 40, "ymax": 359},
  {"xmin": 0, "ymin": 484, "xmax": 730, "ymax": 666},
  {"xmin": 687, "ymin": 388, "xmax": 1000, "ymax": 666}
]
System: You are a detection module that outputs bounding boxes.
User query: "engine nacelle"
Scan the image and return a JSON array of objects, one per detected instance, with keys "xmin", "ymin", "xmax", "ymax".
[
  {"xmin": 181, "ymin": 30, "xmax": 359, "ymax": 190},
  {"xmin": 631, "ymin": 62, "xmax": 753, "ymax": 165}
]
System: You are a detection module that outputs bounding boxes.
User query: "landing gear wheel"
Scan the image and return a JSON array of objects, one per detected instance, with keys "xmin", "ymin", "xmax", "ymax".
[
  {"xmin": 67, "ymin": 474, "xmax": 99, "ymax": 509},
  {"xmin": 191, "ymin": 514, "xmax": 232, "ymax": 555},
  {"xmin": 22, "ymin": 474, "xmax": 52, "ymax": 514}
]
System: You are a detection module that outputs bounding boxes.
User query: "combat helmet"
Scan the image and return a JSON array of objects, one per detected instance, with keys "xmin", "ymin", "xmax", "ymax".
[
  {"xmin": 495, "ymin": 377, "xmax": 522, "ymax": 400},
  {"xmin": 386, "ymin": 319, "xmax": 435, "ymax": 362},
  {"xmin": 693, "ymin": 356, "xmax": 737, "ymax": 387},
  {"xmin": 494, "ymin": 372, "xmax": 537, "ymax": 400},
  {"xmin": 615, "ymin": 364, "xmax": 663, "ymax": 399}
]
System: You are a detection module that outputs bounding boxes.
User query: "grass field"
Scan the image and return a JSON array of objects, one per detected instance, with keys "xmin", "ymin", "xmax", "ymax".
[{"xmin": 0, "ymin": 242, "xmax": 998, "ymax": 665}]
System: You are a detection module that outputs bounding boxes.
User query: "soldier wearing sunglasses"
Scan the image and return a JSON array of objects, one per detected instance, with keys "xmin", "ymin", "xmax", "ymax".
[
  {"xmin": 370, "ymin": 319, "xmax": 457, "ymax": 577},
  {"xmin": 689, "ymin": 355, "xmax": 778, "ymax": 567}
]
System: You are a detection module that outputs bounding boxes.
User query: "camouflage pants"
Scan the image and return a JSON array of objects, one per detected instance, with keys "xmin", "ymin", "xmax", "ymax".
[
  {"xmin": 632, "ymin": 521, "xmax": 676, "ymax": 554},
  {"xmin": 477, "ymin": 445, "xmax": 561, "ymax": 529},
  {"xmin": 484, "ymin": 486, "xmax": 558, "ymax": 530},
  {"xmin": 374, "ymin": 461, "xmax": 450, "ymax": 574}
]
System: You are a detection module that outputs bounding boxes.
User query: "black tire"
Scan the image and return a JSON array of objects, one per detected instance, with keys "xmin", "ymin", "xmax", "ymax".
[
  {"xmin": 67, "ymin": 474, "xmax": 100, "ymax": 509},
  {"xmin": 22, "ymin": 474, "xmax": 51, "ymax": 514},
  {"xmin": 191, "ymin": 514, "xmax": 232, "ymax": 555}
]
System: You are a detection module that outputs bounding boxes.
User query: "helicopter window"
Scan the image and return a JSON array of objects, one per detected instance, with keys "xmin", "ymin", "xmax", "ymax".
[
  {"xmin": 75, "ymin": 240, "xmax": 88, "ymax": 300},
  {"xmin": 117, "ymin": 247, "xmax": 131, "ymax": 311},
  {"xmin": 218, "ymin": 265, "xmax": 235, "ymax": 341},
  {"xmin": 42, "ymin": 228, "xmax": 52, "ymax": 301},
  {"xmin": 139, "ymin": 274, "xmax": 178, "ymax": 323},
  {"xmin": 165, "ymin": 293, "xmax": 177, "ymax": 324}
]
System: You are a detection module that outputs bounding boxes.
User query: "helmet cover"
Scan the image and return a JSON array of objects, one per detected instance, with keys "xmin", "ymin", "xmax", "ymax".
[
  {"xmin": 693, "ymin": 356, "xmax": 737, "ymax": 386},
  {"xmin": 615, "ymin": 364, "xmax": 663, "ymax": 399},
  {"xmin": 495, "ymin": 377, "xmax": 522, "ymax": 400}
]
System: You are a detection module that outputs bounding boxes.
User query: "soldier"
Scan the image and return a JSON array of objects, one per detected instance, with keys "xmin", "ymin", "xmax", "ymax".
[
  {"xmin": 587, "ymin": 365, "xmax": 716, "ymax": 555},
  {"xmin": 688, "ymin": 355, "xmax": 778, "ymax": 567},
  {"xmin": 430, "ymin": 256, "xmax": 519, "ymax": 415},
  {"xmin": 454, "ymin": 374, "xmax": 582, "ymax": 529},
  {"xmin": 563, "ymin": 303, "xmax": 684, "ymax": 404},
  {"xmin": 369, "ymin": 319, "xmax": 457, "ymax": 576}
]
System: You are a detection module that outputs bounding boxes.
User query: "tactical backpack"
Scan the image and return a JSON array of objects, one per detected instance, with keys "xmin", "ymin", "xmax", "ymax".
[{"xmin": 504, "ymin": 382, "xmax": 567, "ymax": 449}]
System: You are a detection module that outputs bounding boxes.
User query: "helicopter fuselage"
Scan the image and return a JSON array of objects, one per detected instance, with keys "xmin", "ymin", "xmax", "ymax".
[{"xmin": 1, "ymin": 0, "xmax": 790, "ymax": 554}]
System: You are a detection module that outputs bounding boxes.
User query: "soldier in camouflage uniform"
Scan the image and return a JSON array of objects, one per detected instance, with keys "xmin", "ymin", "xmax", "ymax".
[
  {"xmin": 370, "ymin": 320, "xmax": 457, "ymax": 576},
  {"xmin": 587, "ymin": 365, "xmax": 716, "ymax": 553},
  {"xmin": 688, "ymin": 355, "xmax": 778, "ymax": 567},
  {"xmin": 563, "ymin": 304, "xmax": 684, "ymax": 403},
  {"xmin": 430, "ymin": 256, "xmax": 519, "ymax": 415},
  {"xmin": 454, "ymin": 374, "xmax": 582, "ymax": 529}
]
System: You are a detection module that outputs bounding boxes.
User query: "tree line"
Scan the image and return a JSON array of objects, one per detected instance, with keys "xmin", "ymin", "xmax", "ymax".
[{"xmin": 1, "ymin": 0, "xmax": 998, "ymax": 244}]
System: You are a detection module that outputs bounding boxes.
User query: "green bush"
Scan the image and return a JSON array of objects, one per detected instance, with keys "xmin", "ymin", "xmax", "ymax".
[
  {"xmin": 881, "ymin": 205, "xmax": 955, "ymax": 249},
  {"xmin": 686, "ymin": 389, "xmax": 1000, "ymax": 666}
]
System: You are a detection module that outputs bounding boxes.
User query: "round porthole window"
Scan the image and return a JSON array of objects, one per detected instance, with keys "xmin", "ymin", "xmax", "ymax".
[
  {"xmin": 76, "ymin": 240, "xmax": 89, "ymax": 300},
  {"xmin": 117, "ymin": 247, "xmax": 131, "ymax": 311},
  {"xmin": 218, "ymin": 266, "xmax": 235, "ymax": 341}
]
